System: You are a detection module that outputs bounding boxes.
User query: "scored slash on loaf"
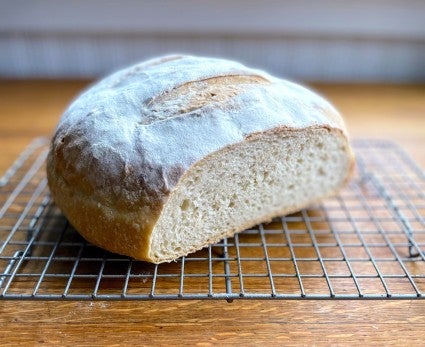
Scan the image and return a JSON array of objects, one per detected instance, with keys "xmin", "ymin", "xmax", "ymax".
[{"xmin": 47, "ymin": 55, "xmax": 354, "ymax": 263}]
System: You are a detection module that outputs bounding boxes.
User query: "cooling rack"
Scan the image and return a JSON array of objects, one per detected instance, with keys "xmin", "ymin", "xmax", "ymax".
[{"xmin": 0, "ymin": 138, "xmax": 424, "ymax": 301}]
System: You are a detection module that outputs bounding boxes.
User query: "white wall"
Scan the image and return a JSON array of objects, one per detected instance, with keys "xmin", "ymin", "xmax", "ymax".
[{"xmin": 1, "ymin": 0, "xmax": 424, "ymax": 81}]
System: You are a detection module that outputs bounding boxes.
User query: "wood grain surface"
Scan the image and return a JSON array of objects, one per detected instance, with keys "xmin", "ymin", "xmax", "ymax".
[{"xmin": 0, "ymin": 80, "xmax": 424, "ymax": 346}]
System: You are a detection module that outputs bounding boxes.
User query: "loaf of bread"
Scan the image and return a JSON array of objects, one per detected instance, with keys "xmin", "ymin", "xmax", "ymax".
[{"xmin": 47, "ymin": 55, "xmax": 354, "ymax": 263}]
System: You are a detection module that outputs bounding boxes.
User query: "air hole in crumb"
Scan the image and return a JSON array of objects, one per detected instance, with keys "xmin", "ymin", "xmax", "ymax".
[
  {"xmin": 181, "ymin": 199, "xmax": 190, "ymax": 211},
  {"xmin": 288, "ymin": 184, "xmax": 295, "ymax": 190},
  {"xmin": 317, "ymin": 142, "xmax": 324, "ymax": 149},
  {"xmin": 263, "ymin": 171, "xmax": 270, "ymax": 179},
  {"xmin": 318, "ymin": 168, "xmax": 326, "ymax": 176},
  {"xmin": 228, "ymin": 201, "xmax": 235, "ymax": 208},
  {"xmin": 191, "ymin": 176, "xmax": 200, "ymax": 184},
  {"xmin": 297, "ymin": 158, "xmax": 303, "ymax": 164}
]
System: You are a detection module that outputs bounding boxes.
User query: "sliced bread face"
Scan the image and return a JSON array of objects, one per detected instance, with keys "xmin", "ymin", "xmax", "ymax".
[{"xmin": 150, "ymin": 127, "xmax": 352, "ymax": 263}]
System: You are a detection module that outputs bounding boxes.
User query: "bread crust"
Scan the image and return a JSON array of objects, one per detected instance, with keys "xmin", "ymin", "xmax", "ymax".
[{"xmin": 47, "ymin": 55, "xmax": 354, "ymax": 262}]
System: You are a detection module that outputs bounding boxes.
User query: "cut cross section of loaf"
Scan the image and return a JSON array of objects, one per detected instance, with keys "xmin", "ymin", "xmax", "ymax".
[{"xmin": 47, "ymin": 55, "xmax": 354, "ymax": 263}]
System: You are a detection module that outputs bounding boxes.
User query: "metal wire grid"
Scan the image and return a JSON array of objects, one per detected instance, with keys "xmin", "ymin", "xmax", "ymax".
[{"xmin": 0, "ymin": 138, "xmax": 424, "ymax": 301}]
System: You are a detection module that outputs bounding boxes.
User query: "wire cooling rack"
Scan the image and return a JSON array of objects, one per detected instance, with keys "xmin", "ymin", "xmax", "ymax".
[{"xmin": 0, "ymin": 138, "xmax": 424, "ymax": 301}]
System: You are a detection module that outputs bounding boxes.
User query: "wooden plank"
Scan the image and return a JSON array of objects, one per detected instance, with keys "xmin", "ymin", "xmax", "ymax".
[{"xmin": 0, "ymin": 301, "xmax": 424, "ymax": 346}]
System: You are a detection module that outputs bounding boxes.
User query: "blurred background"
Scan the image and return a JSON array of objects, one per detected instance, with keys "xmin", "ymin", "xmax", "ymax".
[{"xmin": 1, "ymin": 0, "xmax": 424, "ymax": 82}]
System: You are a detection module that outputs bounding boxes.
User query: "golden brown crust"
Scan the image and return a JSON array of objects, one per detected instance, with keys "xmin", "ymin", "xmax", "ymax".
[{"xmin": 47, "ymin": 159, "xmax": 154, "ymax": 260}]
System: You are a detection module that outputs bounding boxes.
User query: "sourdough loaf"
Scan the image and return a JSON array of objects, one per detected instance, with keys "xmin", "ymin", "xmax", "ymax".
[{"xmin": 47, "ymin": 55, "xmax": 354, "ymax": 263}]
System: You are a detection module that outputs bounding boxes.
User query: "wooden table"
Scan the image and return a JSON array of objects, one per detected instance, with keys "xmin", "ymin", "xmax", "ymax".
[{"xmin": 0, "ymin": 80, "xmax": 424, "ymax": 346}]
